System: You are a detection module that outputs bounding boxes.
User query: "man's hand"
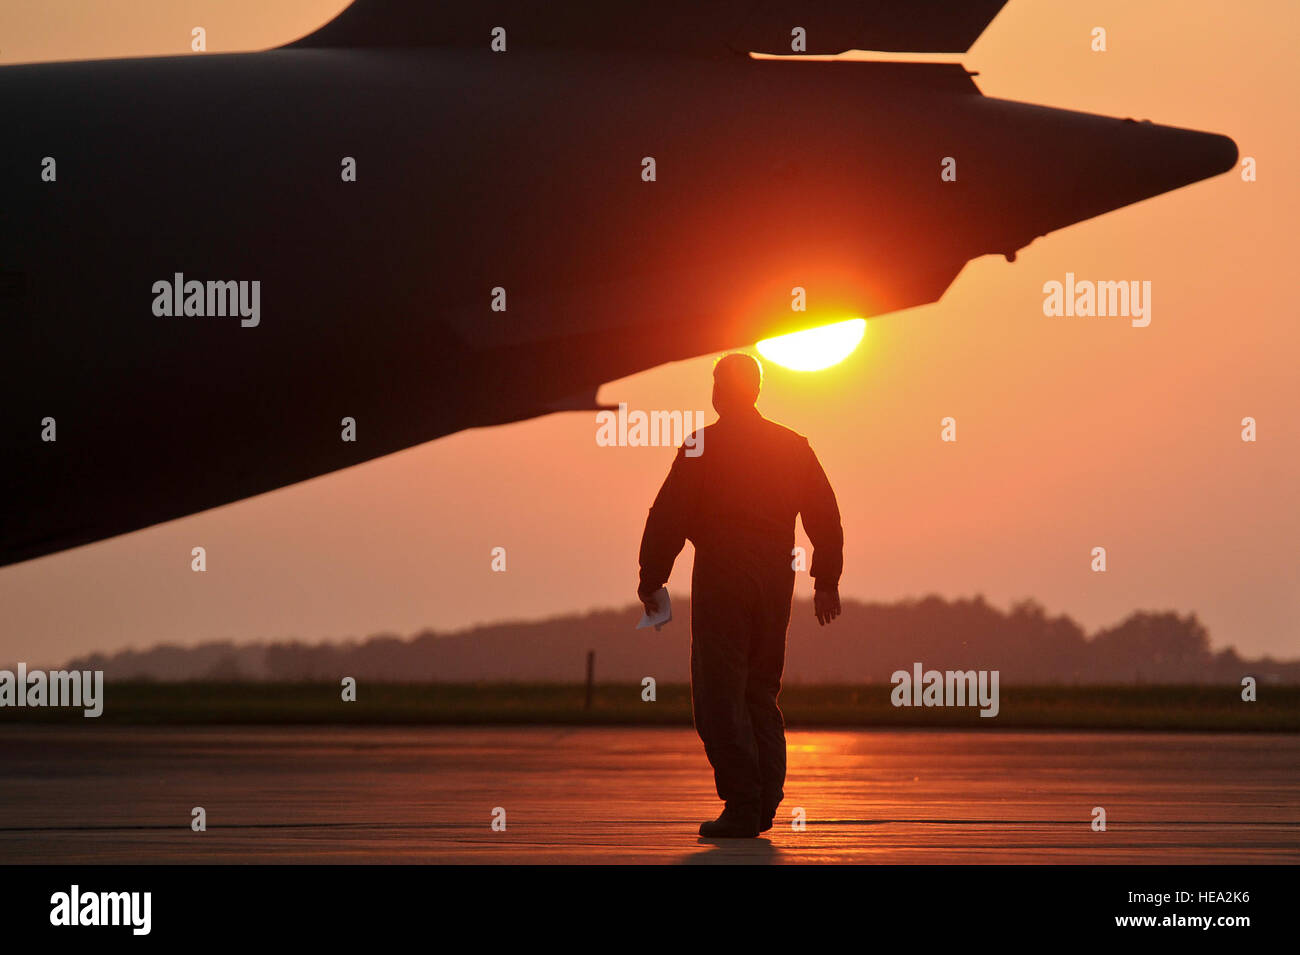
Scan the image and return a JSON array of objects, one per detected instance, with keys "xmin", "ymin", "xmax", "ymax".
[
  {"xmin": 639, "ymin": 591, "xmax": 660, "ymax": 617},
  {"xmin": 814, "ymin": 589, "xmax": 841, "ymax": 626}
]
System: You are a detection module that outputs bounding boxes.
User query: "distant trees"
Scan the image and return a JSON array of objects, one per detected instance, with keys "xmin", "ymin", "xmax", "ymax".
[
  {"xmin": 61, "ymin": 597, "xmax": 1298, "ymax": 685},
  {"xmin": 1089, "ymin": 611, "xmax": 1213, "ymax": 682}
]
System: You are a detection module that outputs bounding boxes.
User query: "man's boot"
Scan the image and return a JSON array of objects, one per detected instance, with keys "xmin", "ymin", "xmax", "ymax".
[{"xmin": 699, "ymin": 804, "xmax": 761, "ymax": 838}]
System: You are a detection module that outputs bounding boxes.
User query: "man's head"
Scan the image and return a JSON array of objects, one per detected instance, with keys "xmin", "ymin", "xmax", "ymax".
[{"xmin": 712, "ymin": 353, "xmax": 763, "ymax": 417}]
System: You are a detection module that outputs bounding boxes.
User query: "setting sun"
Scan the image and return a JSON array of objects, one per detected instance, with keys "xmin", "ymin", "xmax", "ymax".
[{"xmin": 756, "ymin": 318, "xmax": 867, "ymax": 371}]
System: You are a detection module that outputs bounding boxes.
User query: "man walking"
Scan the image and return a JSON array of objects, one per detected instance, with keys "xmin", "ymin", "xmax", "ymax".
[{"xmin": 637, "ymin": 353, "xmax": 844, "ymax": 838}]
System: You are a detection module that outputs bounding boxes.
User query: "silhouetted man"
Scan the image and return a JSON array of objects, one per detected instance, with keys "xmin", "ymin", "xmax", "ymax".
[{"xmin": 638, "ymin": 353, "xmax": 844, "ymax": 838}]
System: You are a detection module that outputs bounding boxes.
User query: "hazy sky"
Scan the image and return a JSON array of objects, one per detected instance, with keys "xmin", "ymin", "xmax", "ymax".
[{"xmin": 2, "ymin": 1, "xmax": 1296, "ymax": 664}]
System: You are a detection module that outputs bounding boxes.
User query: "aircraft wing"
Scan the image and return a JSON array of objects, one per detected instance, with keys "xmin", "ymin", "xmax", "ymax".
[
  {"xmin": 285, "ymin": 0, "xmax": 1010, "ymax": 55},
  {"xmin": 0, "ymin": 1, "xmax": 1234, "ymax": 568}
]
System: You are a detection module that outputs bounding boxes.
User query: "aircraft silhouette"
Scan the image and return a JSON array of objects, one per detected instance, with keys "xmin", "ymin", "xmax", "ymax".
[{"xmin": 0, "ymin": 0, "xmax": 1236, "ymax": 566}]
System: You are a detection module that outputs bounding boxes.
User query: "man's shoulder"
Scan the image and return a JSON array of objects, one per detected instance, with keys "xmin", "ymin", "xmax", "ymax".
[
  {"xmin": 675, "ymin": 423, "xmax": 713, "ymax": 459},
  {"xmin": 686, "ymin": 420, "xmax": 720, "ymax": 442},
  {"xmin": 759, "ymin": 416, "xmax": 812, "ymax": 449}
]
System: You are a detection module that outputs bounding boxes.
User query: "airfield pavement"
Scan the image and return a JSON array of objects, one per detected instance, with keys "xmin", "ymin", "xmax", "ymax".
[{"xmin": 1, "ymin": 726, "xmax": 1296, "ymax": 864}]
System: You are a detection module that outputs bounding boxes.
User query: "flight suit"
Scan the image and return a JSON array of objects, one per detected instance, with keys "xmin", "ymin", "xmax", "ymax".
[{"xmin": 638, "ymin": 406, "xmax": 843, "ymax": 817}]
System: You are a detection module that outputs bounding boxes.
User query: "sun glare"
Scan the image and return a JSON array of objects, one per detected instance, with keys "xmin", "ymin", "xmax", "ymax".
[{"xmin": 756, "ymin": 318, "xmax": 867, "ymax": 371}]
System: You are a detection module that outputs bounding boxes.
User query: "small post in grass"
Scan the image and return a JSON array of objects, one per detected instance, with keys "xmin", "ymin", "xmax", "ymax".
[{"xmin": 585, "ymin": 650, "xmax": 595, "ymax": 711}]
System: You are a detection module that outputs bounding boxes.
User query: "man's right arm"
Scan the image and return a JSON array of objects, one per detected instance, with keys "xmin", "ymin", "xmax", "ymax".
[{"xmin": 637, "ymin": 444, "xmax": 694, "ymax": 606}]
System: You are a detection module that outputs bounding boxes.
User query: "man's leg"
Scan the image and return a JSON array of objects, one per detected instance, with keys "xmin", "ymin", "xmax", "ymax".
[
  {"xmin": 690, "ymin": 566, "xmax": 763, "ymax": 819},
  {"xmin": 747, "ymin": 571, "xmax": 794, "ymax": 828}
]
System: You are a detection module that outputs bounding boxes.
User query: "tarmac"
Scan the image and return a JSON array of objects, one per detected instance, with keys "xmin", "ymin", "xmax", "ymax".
[{"xmin": 1, "ymin": 726, "xmax": 1295, "ymax": 864}]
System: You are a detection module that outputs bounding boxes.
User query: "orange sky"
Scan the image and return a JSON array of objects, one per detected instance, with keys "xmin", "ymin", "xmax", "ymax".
[{"xmin": 1, "ymin": 1, "xmax": 1296, "ymax": 664}]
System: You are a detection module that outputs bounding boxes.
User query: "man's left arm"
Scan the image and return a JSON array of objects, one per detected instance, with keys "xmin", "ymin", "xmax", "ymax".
[{"xmin": 799, "ymin": 438, "xmax": 844, "ymax": 625}]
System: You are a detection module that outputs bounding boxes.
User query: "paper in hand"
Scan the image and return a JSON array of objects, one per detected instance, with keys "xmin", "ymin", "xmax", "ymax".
[{"xmin": 636, "ymin": 587, "xmax": 672, "ymax": 631}]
